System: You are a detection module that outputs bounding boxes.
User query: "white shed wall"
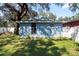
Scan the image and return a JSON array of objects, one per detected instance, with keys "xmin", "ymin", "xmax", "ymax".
[
  {"xmin": 19, "ymin": 23, "xmax": 31, "ymax": 36},
  {"xmin": 19, "ymin": 23, "xmax": 79, "ymax": 42}
]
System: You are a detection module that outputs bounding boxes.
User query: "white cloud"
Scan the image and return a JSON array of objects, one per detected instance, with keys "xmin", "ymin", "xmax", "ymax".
[{"xmin": 62, "ymin": 4, "xmax": 69, "ymax": 8}]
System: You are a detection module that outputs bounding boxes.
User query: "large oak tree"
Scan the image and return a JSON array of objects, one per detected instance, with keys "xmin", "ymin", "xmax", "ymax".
[{"xmin": 0, "ymin": 3, "xmax": 50, "ymax": 34}]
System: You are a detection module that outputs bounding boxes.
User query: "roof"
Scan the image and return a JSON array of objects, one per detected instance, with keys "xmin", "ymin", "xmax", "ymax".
[
  {"xmin": 63, "ymin": 19, "xmax": 79, "ymax": 25},
  {"xmin": 63, "ymin": 19, "xmax": 79, "ymax": 27},
  {"xmin": 16, "ymin": 19, "xmax": 63, "ymax": 24}
]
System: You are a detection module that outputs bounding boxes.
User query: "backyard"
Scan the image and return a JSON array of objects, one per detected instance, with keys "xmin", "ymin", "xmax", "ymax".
[{"xmin": 0, "ymin": 34, "xmax": 79, "ymax": 56}]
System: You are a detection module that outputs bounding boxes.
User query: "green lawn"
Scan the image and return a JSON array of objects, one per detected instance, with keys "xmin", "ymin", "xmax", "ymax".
[{"xmin": 0, "ymin": 35, "xmax": 79, "ymax": 56}]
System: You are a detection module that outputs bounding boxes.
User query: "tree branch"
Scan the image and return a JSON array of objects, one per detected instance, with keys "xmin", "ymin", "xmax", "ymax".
[{"xmin": 5, "ymin": 3, "xmax": 20, "ymax": 14}]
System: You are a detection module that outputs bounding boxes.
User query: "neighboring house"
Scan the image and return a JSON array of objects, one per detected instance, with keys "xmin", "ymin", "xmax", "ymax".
[{"xmin": 63, "ymin": 19, "xmax": 79, "ymax": 42}]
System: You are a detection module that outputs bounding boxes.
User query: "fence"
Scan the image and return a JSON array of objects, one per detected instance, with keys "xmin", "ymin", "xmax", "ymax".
[{"xmin": 0, "ymin": 27, "xmax": 15, "ymax": 34}]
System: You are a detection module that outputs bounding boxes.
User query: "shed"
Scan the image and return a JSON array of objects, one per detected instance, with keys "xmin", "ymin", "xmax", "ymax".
[
  {"xmin": 17, "ymin": 19, "xmax": 79, "ymax": 42},
  {"xmin": 17, "ymin": 19, "xmax": 63, "ymax": 38}
]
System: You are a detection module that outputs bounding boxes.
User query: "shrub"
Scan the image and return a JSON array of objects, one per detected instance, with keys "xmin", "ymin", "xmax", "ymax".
[{"xmin": 51, "ymin": 36, "xmax": 73, "ymax": 41}]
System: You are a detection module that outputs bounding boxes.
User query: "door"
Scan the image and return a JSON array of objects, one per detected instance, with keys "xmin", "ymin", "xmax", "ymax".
[{"xmin": 31, "ymin": 23, "xmax": 36, "ymax": 34}]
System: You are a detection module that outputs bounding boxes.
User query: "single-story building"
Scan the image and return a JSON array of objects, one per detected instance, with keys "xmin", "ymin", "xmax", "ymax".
[
  {"xmin": 17, "ymin": 19, "xmax": 63, "ymax": 38},
  {"xmin": 63, "ymin": 19, "xmax": 79, "ymax": 42},
  {"xmin": 16, "ymin": 19, "xmax": 79, "ymax": 42}
]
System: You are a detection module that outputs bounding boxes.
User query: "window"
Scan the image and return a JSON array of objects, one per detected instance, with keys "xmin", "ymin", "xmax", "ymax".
[{"xmin": 31, "ymin": 23, "xmax": 36, "ymax": 34}]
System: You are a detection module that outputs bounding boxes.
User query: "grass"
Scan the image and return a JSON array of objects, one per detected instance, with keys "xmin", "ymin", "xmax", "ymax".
[{"xmin": 0, "ymin": 35, "xmax": 79, "ymax": 56}]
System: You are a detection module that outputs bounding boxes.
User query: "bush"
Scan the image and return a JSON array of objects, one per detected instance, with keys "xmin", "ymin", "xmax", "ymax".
[{"xmin": 51, "ymin": 36, "xmax": 73, "ymax": 41}]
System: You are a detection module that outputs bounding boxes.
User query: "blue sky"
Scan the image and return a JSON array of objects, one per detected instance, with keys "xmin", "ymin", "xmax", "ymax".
[
  {"xmin": 49, "ymin": 4, "xmax": 74, "ymax": 18},
  {"xmin": 33, "ymin": 4, "xmax": 77, "ymax": 19}
]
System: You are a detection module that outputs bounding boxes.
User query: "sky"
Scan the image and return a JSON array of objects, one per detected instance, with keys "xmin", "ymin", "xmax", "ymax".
[
  {"xmin": 0, "ymin": 3, "xmax": 78, "ymax": 19},
  {"xmin": 49, "ymin": 4, "xmax": 74, "ymax": 18},
  {"xmin": 33, "ymin": 4, "xmax": 78, "ymax": 19},
  {"xmin": 0, "ymin": 0, "xmax": 79, "ymax": 19}
]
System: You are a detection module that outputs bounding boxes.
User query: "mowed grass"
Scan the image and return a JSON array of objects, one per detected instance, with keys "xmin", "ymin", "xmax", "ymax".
[{"xmin": 0, "ymin": 35, "xmax": 79, "ymax": 56}]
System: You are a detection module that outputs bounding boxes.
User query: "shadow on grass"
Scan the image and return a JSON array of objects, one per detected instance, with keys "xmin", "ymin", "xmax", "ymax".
[{"xmin": 12, "ymin": 40, "xmax": 68, "ymax": 56}]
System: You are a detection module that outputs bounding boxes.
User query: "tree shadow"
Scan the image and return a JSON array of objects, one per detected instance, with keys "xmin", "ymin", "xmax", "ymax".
[
  {"xmin": 38, "ymin": 26, "xmax": 51, "ymax": 37},
  {"xmin": 37, "ymin": 24, "xmax": 62, "ymax": 38},
  {"xmin": 71, "ymin": 27, "xmax": 79, "ymax": 40},
  {"xmin": 11, "ymin": 39, "xmax": 68, "ymax": 56},
  {"xmin": 27, "ymin": 39, "xmax": 55, "ymax": 56}
]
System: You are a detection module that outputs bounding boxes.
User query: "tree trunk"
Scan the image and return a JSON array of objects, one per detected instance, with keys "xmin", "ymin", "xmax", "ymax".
[
  {"xmin": 14, "ymin": 3, "xmax": 28, "ymax": 35},
  {"xmin": 14, "ymin": 22, "xmax": 19, "ymax": 35},
  {"xmin": 14, "ymin": 15, "xmax": 21, "ymax": 35}
]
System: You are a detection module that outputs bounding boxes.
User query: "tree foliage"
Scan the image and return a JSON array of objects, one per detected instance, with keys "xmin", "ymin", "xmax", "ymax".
[
  {"xmin": 0, "ymin": 20, "xmax": 7, "ymax": 27},
  {"xmin": 57, "ymin": 17, "xmax": 71, "ymax": 22},
  {"xmin": 55, "ymin": 3, "xmax": 79, "ymax": 12},
  {"xmin": 39, "ymin": 11, "xmax": 56, "ymax": 21},
  {"xmin": 71, "ymin": 13, "xmax": 79, "ymax": 20}
]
